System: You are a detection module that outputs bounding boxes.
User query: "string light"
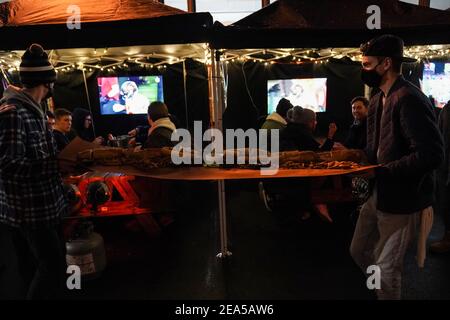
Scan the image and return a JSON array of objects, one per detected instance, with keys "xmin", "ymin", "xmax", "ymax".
[{"xmin": 1, "ymin": 45, "xmax": 447, "ymax": 73}]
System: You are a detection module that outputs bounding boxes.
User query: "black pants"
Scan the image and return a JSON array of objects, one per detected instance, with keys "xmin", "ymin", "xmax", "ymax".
[{"xmin": 0, "ymin": 223, "xmax": 66, "ymax": 300}]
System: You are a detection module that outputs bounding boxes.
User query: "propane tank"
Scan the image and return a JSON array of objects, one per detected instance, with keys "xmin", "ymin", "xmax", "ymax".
[{"xmin": 66, "ymin": 221, "xmax": 107, "ymax": 280}]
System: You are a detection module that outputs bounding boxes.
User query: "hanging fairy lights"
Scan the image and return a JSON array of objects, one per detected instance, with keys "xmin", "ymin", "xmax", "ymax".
[
  {"xmin": 0, "ymin": 44, "xmax": 448, "ymax": 76},
  {"xmin": 218, "ymin": 45, "xmax": 450, "ymax": 66}
]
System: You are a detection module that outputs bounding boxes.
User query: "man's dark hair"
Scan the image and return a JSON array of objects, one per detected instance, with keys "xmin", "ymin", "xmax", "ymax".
[
  {"xmin": 276, "ymin": 98, "xmax": 293, "ymax": 118},
  {"xmin": 46, "ymin": 110, "xmax": 55, "ymax": 119},
  {"xmin": 351, "ymin": 96, "xmax": 369, "ymax": 108},
  {"xmin": 148, "ymin": 101, "xmax": 169, "ymax": 121},
  {"xmin": 54, "ymin": 108, "xmax": 72, "ymax": 120}
]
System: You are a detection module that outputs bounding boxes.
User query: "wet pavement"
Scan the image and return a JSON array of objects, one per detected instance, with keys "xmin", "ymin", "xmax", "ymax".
[
  {"xmin": 1, "ymin": 179, "xmax": 446, "ymax": 300},
  {"xmin": 61, "ymin": 180, "xmax": 450, "ymax": 300}
]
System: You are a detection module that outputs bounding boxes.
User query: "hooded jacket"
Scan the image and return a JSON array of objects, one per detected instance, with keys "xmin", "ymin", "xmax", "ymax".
[
  {"xmin": 261, "ymin": 112, "xmax": 287, "ymax": 131},
  {"xmin": 71, "ymin": 107, "xmax": 95, "ymax": 142},
  {"xmin": 0, "ymin": 86, "xmax": 66, "ymax": 228}
]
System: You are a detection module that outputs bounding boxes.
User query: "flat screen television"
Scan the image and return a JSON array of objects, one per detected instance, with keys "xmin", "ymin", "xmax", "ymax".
[
  {"xmin": 97, "ymin": 76, "xmax": 164, "ymax": 115},
  {"xmin": 422, "ymin": 62, "xmax": 450, "ymax": 109},
  {"xmin": 267, "ymin": 78, "xmax": 327, "ymax": 114}
]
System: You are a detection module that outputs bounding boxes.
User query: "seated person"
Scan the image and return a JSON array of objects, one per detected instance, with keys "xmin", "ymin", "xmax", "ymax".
[
  {"xmin": 344, "ymin": 96, "xmax": 369, "ymax": 150},
  {"xmin": 280, "ymin": 106, "xmax": 337, "ymax": 152},
  {"xmin": 46, "ymin": 110, "xmax": 56, "ymax": 130},
  {"xmin": 261, "ymin": 98, "xmax": 293, "ymax": 131},
  {"xmin": 142, "ymin": 101, "xmax": 176, "ymax": 149},
  {"xmin": 261, "ymin": 98, "xmax": 293, "ymax": 148},
  {"xmin": 268, "ymin": 106, "xmax": 338, "ymax": 223},
  {"xmin": 52, "ymin": 108, "xmax": 72, "ymax": 152},
  {"xmin": 70, "ymin": 107, "xmax": 104, "ymax": 145},
  {"xmin": 127, "ymin": 113, "xmax": 179, "ymax": 147}
]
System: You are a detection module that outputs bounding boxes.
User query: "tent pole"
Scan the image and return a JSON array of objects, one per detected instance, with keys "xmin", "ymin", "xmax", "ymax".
[
  {"xmin": 182, "ymin": 60, "xmax": 189, "ymax": 129},
  {"xmin": 81, "ymin": 68, "xmax": 96, "ymax": 137},
  {"xmin": 211, "ymin": 50, "xmax": 224, "ymax": 131},
  {"xmin": 210, "ymin": 49, "xmax": 231, "ymax": 259}
]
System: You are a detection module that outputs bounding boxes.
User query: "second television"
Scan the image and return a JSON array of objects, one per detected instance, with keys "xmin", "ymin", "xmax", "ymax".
[
  {"xmin": 98, "ymin": 76, "xmax": 164, "ymax": 115},
  {"xmin": 267, "ymin": 78, "xmax": 327, "ymax": 114}
]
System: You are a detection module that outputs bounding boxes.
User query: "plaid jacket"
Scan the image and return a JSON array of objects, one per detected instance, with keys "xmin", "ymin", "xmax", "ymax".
[{"xmin": 0, "ymin": 86, "xmax": 67, "ymax": 228}]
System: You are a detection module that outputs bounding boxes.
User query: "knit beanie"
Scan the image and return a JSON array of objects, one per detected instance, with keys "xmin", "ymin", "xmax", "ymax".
[{"xmin": 19, "ymin": 43, "xmax": 56, "ymax": 87}]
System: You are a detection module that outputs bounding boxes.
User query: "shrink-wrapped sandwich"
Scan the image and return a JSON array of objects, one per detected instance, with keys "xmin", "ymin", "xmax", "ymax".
[
  {"xmin": 278, "ymin": 151, "xmax": 318, "ymax": 164},
  {"xmin": 77, "ymin": 148, "xmax": 124, "ymax": 165}
]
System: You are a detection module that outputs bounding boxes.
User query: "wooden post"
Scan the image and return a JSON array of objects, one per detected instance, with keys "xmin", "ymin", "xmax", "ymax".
[
  {"xmin": 262, "ymin": 0, "xmax": 270, "ymax": 7},
  {"xmin": 418, "ymin": 0, "xmax": 430, "ymax": 7},
  {"xmin": 188, "ymin": 0, "xmax": 196, "ymax": 12}
]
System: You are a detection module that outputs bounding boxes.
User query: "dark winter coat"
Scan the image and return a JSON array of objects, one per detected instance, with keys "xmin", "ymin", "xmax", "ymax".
[{"xmin": 365, "ymin": 76, "xmax": 444, "ymax": 214}]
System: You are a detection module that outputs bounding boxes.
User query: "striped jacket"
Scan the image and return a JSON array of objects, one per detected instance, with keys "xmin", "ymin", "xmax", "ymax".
[{"xmin": 0, "ymin": 86, "xmax": 67, "ymax": 228}]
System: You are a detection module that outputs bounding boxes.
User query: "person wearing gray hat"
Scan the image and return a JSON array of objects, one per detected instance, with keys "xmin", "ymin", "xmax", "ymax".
[
  {"xmin": 0, "ymin": 44, "xmax": 67, "ymax": 299},
  {"xmin": 350, "ymin": 35, "xmax": 444, "ymax": 300}
]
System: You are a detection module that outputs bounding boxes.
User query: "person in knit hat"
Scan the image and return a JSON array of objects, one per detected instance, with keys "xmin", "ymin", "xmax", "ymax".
[{"xmin": 0, "ymin": 44, "xmax": 67, "ymax": 299}]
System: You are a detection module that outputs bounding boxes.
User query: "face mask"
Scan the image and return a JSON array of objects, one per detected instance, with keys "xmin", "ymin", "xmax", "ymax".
[{"xmin": 360, "ymin": 59, "xmax": 386, "ymax": 88}]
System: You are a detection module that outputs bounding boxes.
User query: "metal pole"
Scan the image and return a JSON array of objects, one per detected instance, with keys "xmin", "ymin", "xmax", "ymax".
[
  {"xmin": 418, "ymin": 0, "xmax": 430, "ymax": 7},
  {"xmin": 188, "ymin": 0, "xmax": 196, "ymax": 13},
  {"xmin": 210, "ymin": 49, "xmax": 231, "ymax": 259},
  {"xmin": 182, "ymin": 60, "xmax": 189, "ymax": 129},
  {"xmin": 81, "ymin": 68, "xmax": 96, "ymax": 137},
  {"xmin": 211, "ymin": 50, "xmax": 224, "ymax": 130}
]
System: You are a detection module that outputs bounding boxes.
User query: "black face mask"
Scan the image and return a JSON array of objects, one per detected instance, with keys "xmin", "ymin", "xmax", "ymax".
[{"xmin": 360, "ymin": 59, "xmax": 386, "ymax": 88}]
